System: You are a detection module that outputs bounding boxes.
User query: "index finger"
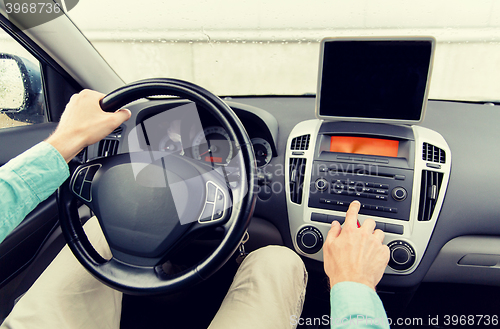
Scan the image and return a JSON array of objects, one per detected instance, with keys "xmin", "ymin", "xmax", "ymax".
[{"xmin": 344, "ymin": 200, "xmax": 361, "ymax": 229}]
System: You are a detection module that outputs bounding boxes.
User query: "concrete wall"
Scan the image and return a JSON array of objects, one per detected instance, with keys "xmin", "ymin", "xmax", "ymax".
[
  {"xmin": 66, "ymin": 0, "xmax": 500, "ymax": 100},
  {"xmin": 91, "ymin": 36, "xmax": 500, "ymax": 101},
  {"xmin": 3, "ymin": 26, "xmax": 500, "ymax": 102}
]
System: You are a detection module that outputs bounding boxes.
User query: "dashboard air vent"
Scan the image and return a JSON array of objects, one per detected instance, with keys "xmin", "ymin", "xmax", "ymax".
[
  {"xmin": 111, "ymin": 126, "xmax": 123, "ymax": 135},
  {"xmin": 291, "ymin": 135, "xmax": 310, "ymax": 150},
  {"xmin": 98, "ymin": 139, "xmax": 119, "ymax": 157},
  {"xmin": 418, "ymin": 170, "xmax": 444, "ymax": 221},
  {"xmin": 289, "ymin": 158, "xmax": 307, "ymax": 204},
  {"xmin": 422, "ymin": 142, "xmax": 445, "ymax": 163}
]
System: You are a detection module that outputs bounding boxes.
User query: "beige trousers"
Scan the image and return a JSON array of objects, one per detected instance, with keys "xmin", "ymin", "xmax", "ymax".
[{"xmin": 1, "ymin": 217, "xmax": 308, "ymax": 329}]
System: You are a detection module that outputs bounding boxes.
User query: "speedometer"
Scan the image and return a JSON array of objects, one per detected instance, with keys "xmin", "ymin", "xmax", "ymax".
[
  {"xmin": 251, "ymin": 138, "xmax": 272, "ymax": 167},
  {"xmin": 159, "ymin": 135, "xmax": 182, "ymax": 153},
  {"xmin": 192, "ymin": 126, "xmax": 233, "ymax": 165}
]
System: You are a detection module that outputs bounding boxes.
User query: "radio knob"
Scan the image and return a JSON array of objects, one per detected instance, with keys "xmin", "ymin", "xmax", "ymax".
[
  {"xmin": 296, "ymin": 226, "xmax": 324, "ymax": 254},
  {"xmin": 392, "ymin": 187, "xmax": 407, "ymax": 201},
  {"xmin": 388, "ymin": 240, "xmax": 416, "ymax": 271},
  {"xmin": 301, "ymin": 231, "xmax": 319, "ymax": 249},
  {"xmin": 392, "ymin": 247, "xmax": 410, "ymax": 264},
  {"xmin": 315, "ymin": 178, "xmax": 328, "ymax": 191}
]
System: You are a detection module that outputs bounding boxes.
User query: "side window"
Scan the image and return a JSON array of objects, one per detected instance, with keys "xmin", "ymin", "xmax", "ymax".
[{"xmin": 0, "ymin": 27, "xmax": 47, "ymax": 128}]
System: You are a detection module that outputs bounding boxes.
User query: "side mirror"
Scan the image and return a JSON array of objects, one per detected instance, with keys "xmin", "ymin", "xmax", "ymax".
[{"xmin": 0, "ymin": 53, "xmax": 44, "ymax": 123}]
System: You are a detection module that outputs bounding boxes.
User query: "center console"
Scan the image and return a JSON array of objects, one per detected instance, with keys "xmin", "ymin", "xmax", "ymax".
[
  {"xmin": 285, "ymin": 37, "xmax": 450, "ymax": 275},
  {"xmin": 309, "ymin": 123, "xmax": 415, "ymax": 223},
  {"xmin": 286, "ymin": 120, "xmax": 450, "ymax": 274}
]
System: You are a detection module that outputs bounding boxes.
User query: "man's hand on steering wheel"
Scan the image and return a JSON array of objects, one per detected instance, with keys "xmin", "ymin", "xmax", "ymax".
[{"xmin": 46, "ymin": 89, "xmax": 131, "ymax": 162}]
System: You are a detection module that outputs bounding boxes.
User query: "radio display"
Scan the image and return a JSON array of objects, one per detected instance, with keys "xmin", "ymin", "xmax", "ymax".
[{"xmin": 330, "ymin": 136, "xmax": 399, "ymax": 157}]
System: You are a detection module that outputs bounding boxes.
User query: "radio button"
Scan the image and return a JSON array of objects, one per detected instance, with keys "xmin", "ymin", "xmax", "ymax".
[
  {"xmin": 383, "ymin": 207, "xmax": 398, "ymax": 213},
  {"xmin": 373, "ymin": 183, "xmax": 389, "ymax": 189},
  {"xmin": 328, "ymin": 215, "xmax": 345, "ymax": 225},
  {"xmin": 311, "ymin": 213, "xmax": 345, "ymax": 225},
  {"xmin": 311, "ymin": 213, "xmax": 328, "ymax": 222},
  {"xmin": 331, "ymin": 190, "xmax": 348, "ymax": 196},
  {"xmin": 385, "ymin": 223, "xmax": 404, "ymax": 235},
  {"xmin": 375, "ymin": 189, "xmax": 388, "ymax": 195},
  {"xmin": 332, "ymin": 183, "xmax": 345, "ymax": 190},
  {"xmin": 361, "ymin": 204, "xmax": 373, "ymax": 210},
  {"xmin": 374, "ymin": 195, "xmax": 388, "ymax": 201}
]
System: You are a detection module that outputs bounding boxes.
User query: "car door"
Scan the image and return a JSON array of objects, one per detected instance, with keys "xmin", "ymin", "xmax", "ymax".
[{"xmin": 0, "ymin": 18, "xmax": 81, "ymax": 320}]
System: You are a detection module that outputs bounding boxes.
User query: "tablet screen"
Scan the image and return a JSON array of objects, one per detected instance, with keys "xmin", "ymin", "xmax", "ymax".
[{"xmin": 318, "ymin": 39, "xmax": 433, "ymax": 123}]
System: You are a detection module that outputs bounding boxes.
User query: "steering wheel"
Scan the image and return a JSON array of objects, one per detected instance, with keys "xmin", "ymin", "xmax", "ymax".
[{"xmin": 58, "ymin": 78, "xmax": 257, "ymax": 295}]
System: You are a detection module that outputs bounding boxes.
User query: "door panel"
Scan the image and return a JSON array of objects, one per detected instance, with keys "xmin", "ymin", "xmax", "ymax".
[
  {"xmin": 0, "ymin": 122, "xmax": 57, "ymax": 165},
  {"xmin": 0, "ymin": 197, "xmax": 59, "ymax": 288},
  {"xmin": 0, "ymin": 124, "xmax": 62, "ymax": 320}
]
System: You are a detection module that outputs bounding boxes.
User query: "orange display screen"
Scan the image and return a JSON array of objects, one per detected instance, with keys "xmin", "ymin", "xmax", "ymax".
[
  {"xmin": 205, "ymin": 156, "xmax": 223, "ymax": 163},
  {"xmin": 330, "ymin": 136, "xmax": 399, "ymax": 157}
]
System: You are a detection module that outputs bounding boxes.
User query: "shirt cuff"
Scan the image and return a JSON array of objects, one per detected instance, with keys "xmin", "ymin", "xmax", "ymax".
[
  {"xmin": 7, "ymin": 142, "xmax": 69, "ymax": 202},
  {"xmin": 330, "ymin": 281, "xmax": 390, "ymax": 328}
]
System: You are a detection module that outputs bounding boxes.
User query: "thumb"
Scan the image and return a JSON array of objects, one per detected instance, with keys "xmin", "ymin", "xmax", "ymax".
[{"xmin": 112, "ymin": 108, "xmax": 132, "ymax": 124}]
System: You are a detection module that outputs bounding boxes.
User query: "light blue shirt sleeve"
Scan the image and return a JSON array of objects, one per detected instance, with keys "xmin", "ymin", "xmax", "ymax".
[
  {"xmin": 0, "ymin": 142, "xmax": 69, "ymax": 244},
  {"xmin": 330, "ymin": 281, "xmax": 390, "ymax": 328}
]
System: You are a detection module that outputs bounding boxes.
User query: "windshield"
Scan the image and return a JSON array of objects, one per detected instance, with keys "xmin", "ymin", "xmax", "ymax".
[{"xmin": 68, "ymin": 0, "xmax": 500, "ymax": 101}]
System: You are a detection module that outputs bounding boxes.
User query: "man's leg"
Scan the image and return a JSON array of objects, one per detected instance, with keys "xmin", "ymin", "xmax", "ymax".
[
  {"xmin": 208, "ymin": 245, "xmax": 308, "ymax": 329},
  {"xmin": 1, "ymin": 217, "xmax": 122, "ymax": 329}
]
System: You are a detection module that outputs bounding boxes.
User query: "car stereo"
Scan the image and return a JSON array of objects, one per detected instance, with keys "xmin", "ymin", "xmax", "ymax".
[{"xmin": 308, "ymin": 122, "xmax": 415, "ymax": 222}]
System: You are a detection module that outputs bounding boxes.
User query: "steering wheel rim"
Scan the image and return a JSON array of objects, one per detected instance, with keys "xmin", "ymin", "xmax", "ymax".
[{"xmin": 58, "ymin": 78, "xmax": 257, "ymax": 295}]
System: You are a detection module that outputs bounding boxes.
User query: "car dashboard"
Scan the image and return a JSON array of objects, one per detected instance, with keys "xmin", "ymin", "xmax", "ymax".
[
  {"xmin": 84, "ymin": 96, "xmax": 500, "ymax": 289},
  {"xmin": 88, "ymin": 99, "xmax": 278, "ymax": 166}
]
